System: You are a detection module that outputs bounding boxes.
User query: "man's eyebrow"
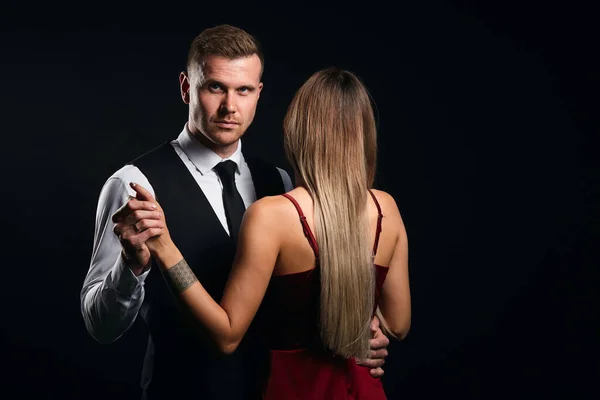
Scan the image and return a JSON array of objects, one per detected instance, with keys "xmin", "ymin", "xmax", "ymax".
[
  {"xmin": 202, "ymin": 79, "xmax": 256, "ymax": 90},
  {"xmin": 201, "ymin": 78, "xmax": 223, "ymax": 86}
]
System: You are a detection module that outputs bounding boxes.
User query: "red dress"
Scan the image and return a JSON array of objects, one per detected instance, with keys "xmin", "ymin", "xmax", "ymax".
[{"xmin": 258, "ymin": 191, "xmax": 389, "ymax": 400}]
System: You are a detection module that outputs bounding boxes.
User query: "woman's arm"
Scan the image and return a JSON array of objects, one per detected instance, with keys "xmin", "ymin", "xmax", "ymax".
[
  {"xmin": 131, "ymin": 182, "xmax": 281, "ymax": 354},
  {"xmin": 378, "ymin": 192, "xmax": 411, "ymax": 340}
]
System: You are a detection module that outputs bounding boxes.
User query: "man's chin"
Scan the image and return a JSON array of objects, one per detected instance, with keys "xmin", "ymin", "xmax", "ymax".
[
  {"xmin": 212, "ymin": 129, "xmax": 244, "ymax": 144},
  {"xmin": 189, "ymin": 129, "xmax": 240, "ymax": 149}
]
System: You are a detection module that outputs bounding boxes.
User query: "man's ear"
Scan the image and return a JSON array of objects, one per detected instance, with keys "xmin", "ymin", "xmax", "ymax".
[
  {"xmin": 180, "ymin": 71, "xmax": 190, "ymax": 104},
  {"xmin": 257, "ymin": 81, "xmax": 263, "ymax": 100}
]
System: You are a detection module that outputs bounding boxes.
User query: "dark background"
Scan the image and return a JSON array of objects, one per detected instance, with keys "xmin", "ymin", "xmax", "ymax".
[{"xmin": 1, "ymin": 1, "xmax": 597, "ymax": 399}]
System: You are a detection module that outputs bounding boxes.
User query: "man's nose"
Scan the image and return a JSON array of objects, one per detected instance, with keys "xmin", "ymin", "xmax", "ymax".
[{"xmin": 220, "ymin": 93, "xmax": 237, "ymax": 113}]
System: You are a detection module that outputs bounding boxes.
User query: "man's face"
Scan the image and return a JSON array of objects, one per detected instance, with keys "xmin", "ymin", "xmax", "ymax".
[{"xmin": 180, "ymin": 54, "xmax": 263, "ymax": 156}]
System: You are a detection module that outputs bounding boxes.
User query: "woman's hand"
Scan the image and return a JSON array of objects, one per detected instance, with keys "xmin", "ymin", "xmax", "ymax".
[{"xmin": 127, "ymin": 182, "xmax": 178, "ymax": 261}]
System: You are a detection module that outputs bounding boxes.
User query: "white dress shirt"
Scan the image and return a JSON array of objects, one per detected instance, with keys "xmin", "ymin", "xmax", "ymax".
[{"xmin": 80, "ymin": 126, "xmax": 293, "ymax": 344}]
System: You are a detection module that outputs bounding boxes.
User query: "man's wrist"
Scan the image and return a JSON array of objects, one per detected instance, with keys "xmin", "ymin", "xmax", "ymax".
[{"xmin": 122, "ymin": 251, "xmax": 151, "ymax": 276}]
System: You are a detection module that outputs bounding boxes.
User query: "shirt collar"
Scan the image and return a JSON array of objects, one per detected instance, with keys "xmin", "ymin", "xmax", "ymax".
[{"xmin": 177, "ymin": 124, "xmax": 244, "ymax": 175}]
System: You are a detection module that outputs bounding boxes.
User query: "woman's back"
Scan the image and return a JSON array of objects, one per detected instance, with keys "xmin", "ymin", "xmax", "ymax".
[
  {"xmin": 257, "ymin": 187, "xmax": 410, "ymax": 399},
  {"xmin": 272, "ymin": 187, "xmax": 400, "ymax": 276}
]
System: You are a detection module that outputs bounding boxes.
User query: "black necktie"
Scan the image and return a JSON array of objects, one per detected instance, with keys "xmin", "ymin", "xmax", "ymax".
[{"xmin": 214, "ymin": 160, "xmax": 246, "ymax": 243}]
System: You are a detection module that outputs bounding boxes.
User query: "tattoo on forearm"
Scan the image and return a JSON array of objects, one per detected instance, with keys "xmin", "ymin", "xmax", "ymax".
[{"xmin": 166, "ymin": 259, "xmax": 198, "ymax": 293}]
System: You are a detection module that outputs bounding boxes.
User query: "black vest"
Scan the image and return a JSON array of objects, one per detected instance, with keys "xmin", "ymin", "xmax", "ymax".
[{"xmin": 129, "ymin": 142, "xmax": 285, "ymax": 400}]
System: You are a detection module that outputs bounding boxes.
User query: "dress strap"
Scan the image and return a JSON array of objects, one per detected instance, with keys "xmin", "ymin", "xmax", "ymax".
[
  {"xmin": 281, "ymin": 194, "xmax": 319, "ymax": 259},
  {"xmin": 368, "ymin": 189, "xmax": 384, "ymax": 256}
]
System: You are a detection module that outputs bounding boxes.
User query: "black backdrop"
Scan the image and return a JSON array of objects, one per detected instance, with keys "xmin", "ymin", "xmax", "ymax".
[{"xmin": 1, "ymin": 1, "xmax": 597, "ymax": 399}]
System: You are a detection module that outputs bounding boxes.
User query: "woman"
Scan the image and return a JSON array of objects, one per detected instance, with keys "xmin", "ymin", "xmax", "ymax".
[{"xmin": 131, "ymin": 67, "xmax": 411, "ymax": 399}]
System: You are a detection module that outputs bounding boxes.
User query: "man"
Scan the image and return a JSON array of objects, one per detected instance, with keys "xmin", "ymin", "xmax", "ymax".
[{"xmin": 80, "ymin": 24, "xmax": 389, "ymax": 399}]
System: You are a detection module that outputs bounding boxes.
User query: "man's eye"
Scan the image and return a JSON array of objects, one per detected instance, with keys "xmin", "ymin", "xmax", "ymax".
[{"xmin": 208, "ymin": 84, "xmax": 222, "ymax": 91}]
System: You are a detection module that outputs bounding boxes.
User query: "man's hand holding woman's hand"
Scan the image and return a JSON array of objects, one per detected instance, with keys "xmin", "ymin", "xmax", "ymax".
[{"xmin": 111, "ymin": 182, "xmax": 173, "ymax": 273}]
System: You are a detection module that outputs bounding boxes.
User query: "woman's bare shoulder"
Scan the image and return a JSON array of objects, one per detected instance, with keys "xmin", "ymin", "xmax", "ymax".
[{"xmin": 369, "ymin": 189, "xmax": 401, "ymax": 214}]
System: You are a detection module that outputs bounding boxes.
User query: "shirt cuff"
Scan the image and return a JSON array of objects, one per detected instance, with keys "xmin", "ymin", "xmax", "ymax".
[{"xmin": 111, "ymin": 256, "xmax": 151, "ymax": 295}]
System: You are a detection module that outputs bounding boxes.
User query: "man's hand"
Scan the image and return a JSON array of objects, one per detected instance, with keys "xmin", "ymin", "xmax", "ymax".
[
  {"xmin": 356, "ymin": 315, "xmax": 390, "ymax": 378},
  {"xmin": 111, "ymin": 183, "xmax": 164, "ymax": 275}
]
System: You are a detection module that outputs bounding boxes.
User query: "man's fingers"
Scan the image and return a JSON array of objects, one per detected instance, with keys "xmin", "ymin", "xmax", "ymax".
[
  {"xmin": 370, "ymin": 334, "xmax": 390, "ymax": 350},
  {"xmin": 356, "ymin": 357, "xmax": 385, "ymax": 368},
  {"xmin": 370, "ymin": 315, "xmax": 381, "ymax": 333},
  {"xmin": 137, "ymin": 227, "xmax": 164, "ymax": 243},
  {"xmin": 356, "ymin": 357, "xmax": 385, "ymax": 377},
  {"xmin": 369, "ymin": 367, "xmax": 384, "ymax": 379},
  {"xmin": 115, "ymin": 219, "xmax": 165, "ymax": 246},
  {"xmin": 370, "ymin": 328, "xmax": 390, "ymax": 350},
  {"xmin": 369, "ymin": 348, "xmax": 388, "ymax": 360},
  {"xmin": 112, "ymin": 223, "xmax": 122, "ymax": 237},
  {"xmin": 356, "ymin": 348, "xmax": 387, "ymax": 368},
  {"xmin": 127, "ymin": 219, "xmax": 165, "ymax": 240}
]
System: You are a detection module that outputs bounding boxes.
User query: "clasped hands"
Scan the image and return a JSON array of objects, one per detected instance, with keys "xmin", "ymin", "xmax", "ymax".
[{"xmin": 110, "ymin": 182, "xmax": 171, "ymax": 274}]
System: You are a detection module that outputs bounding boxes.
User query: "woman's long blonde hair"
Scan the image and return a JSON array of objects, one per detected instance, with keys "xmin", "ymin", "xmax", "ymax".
[{"xmin": 283, "ymin": 67, "xmax": 381, "ymax": 359}]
